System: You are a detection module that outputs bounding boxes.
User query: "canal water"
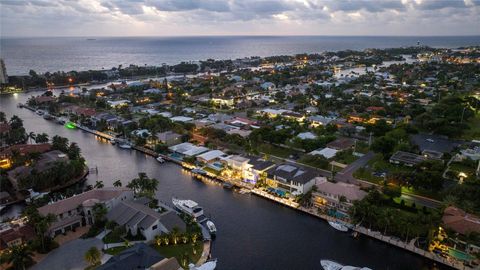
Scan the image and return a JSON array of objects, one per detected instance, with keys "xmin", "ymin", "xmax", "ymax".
[{"xmin": 0, "ymin": 92, "xmax": 448, "ymax": 270}]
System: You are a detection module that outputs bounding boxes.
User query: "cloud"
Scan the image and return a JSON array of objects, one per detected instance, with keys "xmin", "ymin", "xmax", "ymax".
[{"xmin": 0, "ymin": 0, "xmax": 478, "ymax": 36}]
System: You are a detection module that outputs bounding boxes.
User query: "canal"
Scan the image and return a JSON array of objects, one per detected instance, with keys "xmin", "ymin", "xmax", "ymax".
[{"xmin": 0, "ymin": 92, "xmax": 448, "ymax": 270}]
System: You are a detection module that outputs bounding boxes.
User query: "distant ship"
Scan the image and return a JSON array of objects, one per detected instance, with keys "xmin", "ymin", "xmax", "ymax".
[{"xmin": 321, "ymin": 260, "xmax": 373, "ymax": 270}]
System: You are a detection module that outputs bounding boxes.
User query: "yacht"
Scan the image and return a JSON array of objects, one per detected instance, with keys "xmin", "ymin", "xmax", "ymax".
[
  {"xmin": 328, "ymin": 221, "xmax": 349, "ymax": 232},
  {"xmin": 156, "ymin": 157, "xmax": 165, "ymax": 163},
  {"xmin": 321, "ymin": 260, "xmax": 372, "ymax": 270},
  {"xmin": 206, "ymin": 220, "xmax": 217, "ymax": 235},
  {"xmin": 172, "ymin": 198, "xmax": 206, "ymax": 222}
]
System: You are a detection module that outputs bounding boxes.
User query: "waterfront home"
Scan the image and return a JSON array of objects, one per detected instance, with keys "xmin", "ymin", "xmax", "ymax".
[
  {"xmin": 97, "ymin": 243, "xmax": 166, "ymax": 270},
  {"xmin": 168, "ymin": 142, "xmax": 209, "ymax": 158},
  {"xmin": 0, "ymin": 224, "xmax": 35, "ymax": 252},
  {"xmin": 442, "ymin": 206, "xmax": 480, "ymax": 236},
  {"xmin": 265, "ymin": 164, "xmax": 318, "ymax": 195},
  {"xmin": 312, "ymin": 178, "xmax": 367, "ymax": 215},
  {"xmin": 7, "ymin": 150, "xmax": 69, "ymax": 190},
  {"xmin": 91, "ymin": 112, "xmax": 120, "ymax": 129},
  {"xmin": 196, "ymin": 150, "xmax": 227, "ymax": 164},
  {"xmin": 222, "ymin": 154, "xmax": 275, "ymax": 183},
  {"xmin": 38, "ymin": 188, "xmax": 134, "ymax": 237},
  {"xmin": 106, "ymin": 200, "xmax": 185, "ymax": 241},
  {"xmin": 156, "ymin": 131, "xmax": 182, "ymax": 146}
]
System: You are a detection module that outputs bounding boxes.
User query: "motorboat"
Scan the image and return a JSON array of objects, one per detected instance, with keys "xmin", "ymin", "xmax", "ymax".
[
  {"xmin": 55, "ymin": 118, "xmax": 66, "ymax": 125},
  {"xmin": 189, "ymin": 258, "xmax": 217, "ymax": 270},
  {"xmin": 36, "ymin": 110, "xmax": 45, "ymax": 116},
  {"xmin": 328, "ymin": 221, "xmax": 349, "ymax": 232},
  {"xmin": 238, "ymin": 188, "xmax": 251, "ymax": 194},
  {"xmin": 43, "ymin": 114, "xmax": 54, "ymax": 120},
  {"xmin": 172, "ymin": 198, "xmax": 206, "ymax": 222},
  {"xmin": 156, "ymin": 157, "xmax": 165, "ymax": 163},
  {"xmin": 321, "ymin": 260, "xmax": 372, "ymax": 270},
  {"xmin": 110, "ymin": 139, "xmax": 116, "ymax": 145},
  {"xmin": 25, "ymin": 189, "xmax": 49, "ymax": 203},
  {"xmin": 118, "ymin": 143, "xmax": 132, "ymax": 149},
  {"xmin": 206, "ymin": 220, "xmax": 217, "ymax": 235},
  {"xmin": 222, "ymin": 182, "xmax": 233, "ymax": 189}
]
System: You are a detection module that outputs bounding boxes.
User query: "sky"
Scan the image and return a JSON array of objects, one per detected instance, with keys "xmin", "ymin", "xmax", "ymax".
[{"xmin": 1, "ymin": 0, "xmax": 479, "ymax": 37}]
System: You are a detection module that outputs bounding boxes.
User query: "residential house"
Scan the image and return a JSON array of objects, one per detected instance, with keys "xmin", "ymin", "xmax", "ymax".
[
  {"xmin": 156, "ymin": 131, "xmax": 182, "ymax": 146},
  {"xmin": 168, "ymin": 143, "xmax": 209, "ymax": 158},
  {"xmin": 297, "ymin": 132, "xmax": 317, "ymax": 140},
  {"xmin": 170, "ymin": 116, "xmax": 193, "ymax": 123},
  {"xmin": 442, "ymin": 206, "xmax": 480, "ymax": 235},
  {"xmin": 97, "ymin": 243, "xmax": 165, "ymax": 270},
  {"xmin": 266, "ymin": 164, "xmax": 319, "ymax": 195},
  {"xmin": 308, "ymin": 115, "xmax": 336, "ymax": 127},
  {"xmin": 312, "ymin": 178, "xmax": 367, "ymax": 215},
  {"xmin": 327, "ymin": 138, "xmax": 355, "ymax": 151},
  {"xmin": 389, "ymin": 151, "xmax": 426, "ymax": 167},
  {"xmin": 38, "ymin": 188, "xmax": 134, "ymax": 237},
  {"xmin": 106, "ymin": 200, "xmax": 185, "ymax": 241},
  {"xmin": 196, "ymin": 150, "xmax": 227, "ymax": 164},
  {"xmin": 0, "ymin": 224, "xmax": 35, "ymax": 252}
]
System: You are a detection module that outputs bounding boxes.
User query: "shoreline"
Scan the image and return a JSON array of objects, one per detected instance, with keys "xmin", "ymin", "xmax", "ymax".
[{"xmin": 16, "ymin": 106, "xmax": 474, "ymax": 270}]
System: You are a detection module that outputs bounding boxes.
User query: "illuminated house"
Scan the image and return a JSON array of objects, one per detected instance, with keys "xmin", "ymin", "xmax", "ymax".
[
  {"xmin": 312, "ymin": 178, "xmax": 367, "ymax": 215},
  {"xmin": 265, "ymin": 164, "xmax": 318, "ymax": 195},
  {"xmin": 223, "ymin": 155, "xmax": 275, "ymax": 184}
]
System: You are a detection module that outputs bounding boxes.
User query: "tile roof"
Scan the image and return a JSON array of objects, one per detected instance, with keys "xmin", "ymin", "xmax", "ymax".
[{"xmin": 442, "ymin": 206, "xmax": 480, "ymax": 235}]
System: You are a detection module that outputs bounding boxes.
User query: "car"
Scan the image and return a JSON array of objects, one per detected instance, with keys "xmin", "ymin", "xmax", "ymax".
[{"xmin": 426, "ymin": 138, "xmax": 435, "ymax": 143}]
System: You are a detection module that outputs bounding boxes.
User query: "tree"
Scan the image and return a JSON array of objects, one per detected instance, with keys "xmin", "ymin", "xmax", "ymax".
[
  {"xmin": 84, "ymin": 247, "xmax": 101, "ymax": 267},
  {"xmin": 67, "ymin": 142, "xmax": 81, "ymax": 160},
  {"xmin": 28, "ymin": 132, "xmax": 36, "ymax": 144},
  {"xmin": 35, "ymin": 133, "xmax": 49, "ymax": 143},
  {"xmin": 1, "ymin": 244, "xmax": 34, "ymax": 270},
  {"xmin": 23, "ymin": 206, "xmax": 56, "ymax": 253},
  {"xmin": 113, "ymin": 180, "xmax": 122, "ymax": 187},
  {"xmin": 0, "ymin": 111, "xmax": 6, "ymax": 123},
  {"xmin": 52, "ymin": 135, "xmax": 69, "ymax": 152},
  {"xmin": 94, "ymin": 180, "xmax": 104, "ymax": 189},
  {"xmin": 92, "ymin": 203, "xmax": 107, "ymax": 226}
]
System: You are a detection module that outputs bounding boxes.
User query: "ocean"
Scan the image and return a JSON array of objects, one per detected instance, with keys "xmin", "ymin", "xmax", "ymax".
[{"xmin": 1, "ymin": 35, "xmax": 479, "ymax": 75}]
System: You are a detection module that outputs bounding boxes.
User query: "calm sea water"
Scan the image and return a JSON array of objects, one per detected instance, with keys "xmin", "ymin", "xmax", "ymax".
[{"xmin": 1, "ymin": 36, "xmax": 479, "ymax": 75}]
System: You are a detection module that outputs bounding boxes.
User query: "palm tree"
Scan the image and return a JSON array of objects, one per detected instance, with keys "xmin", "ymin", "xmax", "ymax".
[
  {"xmin": 113, "ymin": 180, "xmax": 122, "ymax": 187},
  {"xmin": 35, "ymin": 133, "xmax": 49, "ymax": 143},
  {"xmin": 154, "ymin": 234, "xmax": 162, "ymax": 246},
  {"xmin": 190, "ymin": 232, "xmax": 198, "ymax": 244},
  {"xmin": 170, "ymin": 227, "xmax": 180, "ymax": 245},
  {"xmin": 84, "ymin": 246, "xmax": 101, "ymax": 267},
  {"xmin": 94, "ymin": 180, "xmax": 104, "ymax": 189},
  {"xmin": 28, "ymin": 132, "xmax": 36, "ymax": 144},
  {"xmin": 2, "ymin": 244, "xmax": 34, "ymax": 270},
  {"xmin": 181, "ymin": 234, "xmax": 188, "ymax": 244}
]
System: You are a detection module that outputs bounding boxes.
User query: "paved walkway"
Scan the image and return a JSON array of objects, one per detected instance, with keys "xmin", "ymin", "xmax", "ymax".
[
  {"xmin": 196, "ymin": 240, "xmax": 211, "ymax": 266},
  {"xmin": 31, "ymin": 238, "xmax": 103, "ymax": 270}
]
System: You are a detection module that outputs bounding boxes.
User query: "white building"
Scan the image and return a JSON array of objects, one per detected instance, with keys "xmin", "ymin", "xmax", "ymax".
[{"xmin": 169, "ymin": 142, "xmax": 209, "ymax": 157}]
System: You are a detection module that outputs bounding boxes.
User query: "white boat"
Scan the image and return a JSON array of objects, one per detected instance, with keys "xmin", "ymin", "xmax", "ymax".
[
  {"xmin": 206, "ymin": 220, "xmax": 216, "ymax": 235},
  {"xmin": 110, "ymin": 139, "xmax": 116, "ymax": 145},
  {"xmin": 156, "ymin": 157, "xmax": 165, "ymax": 163},
  {"xmin": 26, "ymin": 189, "xmax": 49, "ymax": 203},
  {"xmin": 36, "ymin": 110, "xmax": 45, "ymax": 116},
  {"xmin": 172, "ymin": 198, "xmax": 205, "ymax": 221},
  {"xmin": 189, "ymin": 258, "xmax": 217, "ymax": 270},
  {"xmin": 328, "ymin": 221, "xmax": 349, "ymax": 232},
  {"xmin": 321, "ymin": 260, "xmax": 372, "ymax": 270},
  {"xmin": 118, "ymin": 143, "xmax": 132, "ymax": 149},
  {"xmin": 191, "ymin": 168, "xmax": 207, "ymax": 175},
  {"xmin": 238, "ymin": 188, "xmax": 251, "ymax": 194}
]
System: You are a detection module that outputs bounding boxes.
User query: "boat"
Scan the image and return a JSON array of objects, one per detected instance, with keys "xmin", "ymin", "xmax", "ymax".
[
  {"xmin": 321, "ymin": 260, "xmax": 372, "ymax": 270},
  {"xmin": 43, "ymin": 114, "xmax": 54, "ymax": 120},
  {"xmin": 206, "ymin": 220, "xmax": 216, "ymax": 235},
  {"xmin": 25, "ymin": 189, "xmax": 49, "ymax": 203},
  {"xmin": 156, "ymin": 157, "xmax": 165, "ymax": 163},
  {"xmin": 118, "ymin": 143, "xmax": 132, "ymax": 149},
  {"xmin": 188, "ymin": 258, "xmax": 217, "ymax": 270},
  {"xmin": 110, "ymin": 138, "xmax": 116, "ymax": 145},
  {"xmin": 328, "ymin": 221, "xmax": 349, "ymax": 232},
  {"xmin": 223, "ymin": 182, "xmax": 234, "ymax": 189},
  {"xmin": 238, "ymin": 188, "xmax": 251, "ymax": 194},
  {"xmin": 35, "ymin": 110, "xmax": 45, "ymax": 116},
  {"xmin": 172, "ymin": 198, "xmax": 206, "ymax": 222},
  {"xmin": 55, "ymin": 118, "xmax": 66, "ymax": 125}
]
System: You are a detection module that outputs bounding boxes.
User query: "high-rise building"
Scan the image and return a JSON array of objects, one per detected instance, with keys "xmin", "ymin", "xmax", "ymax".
[{"xmin": 0, "ymin": 59, "xmax": 8, "ymax": 84}]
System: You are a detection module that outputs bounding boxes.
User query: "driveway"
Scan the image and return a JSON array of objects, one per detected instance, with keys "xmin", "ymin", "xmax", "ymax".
[
  {"xmin": 335, "ymin": 151, "xmax": 375, "ymax": 183},
  {"xmin": 31, "ymin": 238, "xmax": 103, "ymax": 270}
]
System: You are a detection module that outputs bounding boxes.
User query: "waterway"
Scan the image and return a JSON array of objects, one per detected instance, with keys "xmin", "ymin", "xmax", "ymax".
[{"xmin": 0, "ymin": 92, "xmax": 449, "ymax": 270}]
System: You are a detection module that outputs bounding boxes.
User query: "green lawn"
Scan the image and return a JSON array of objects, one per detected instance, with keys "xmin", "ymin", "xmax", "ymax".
[
  {"xmin": 334, "ymin": 150, "xmax": 358, "ymax": 165},
  {"xmin": 103, "ymin": 228, "xmax": 125, "ymax": 244},
  {"xmin": 154, "ymin": 242, "xmax": 203, "ymax": 268}
]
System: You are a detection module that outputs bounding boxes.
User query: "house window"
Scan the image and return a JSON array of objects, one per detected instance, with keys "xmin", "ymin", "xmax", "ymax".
[{"xmin": 152, "ymin": 225, "xmax": 157, "ymax": 230}]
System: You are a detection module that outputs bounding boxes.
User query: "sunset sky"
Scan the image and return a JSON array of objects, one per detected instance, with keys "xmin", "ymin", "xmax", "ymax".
[{"xmin": 1, "ymin": 0, "xmax": 479, "ymax": 37}]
